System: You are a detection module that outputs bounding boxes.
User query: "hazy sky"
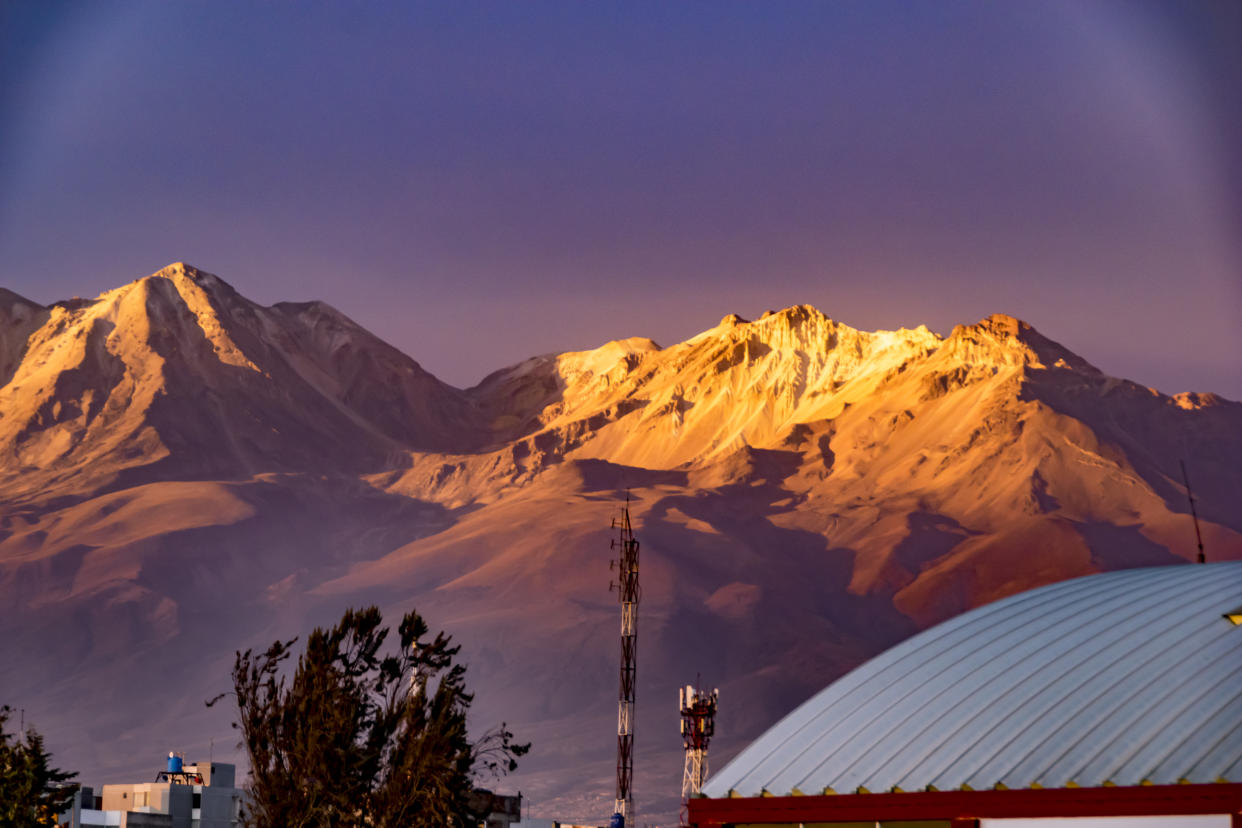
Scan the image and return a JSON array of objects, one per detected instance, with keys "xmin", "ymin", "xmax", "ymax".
[{"xmin": 2, "ymin": 1, "xmax": 1239, "ymax": 396}]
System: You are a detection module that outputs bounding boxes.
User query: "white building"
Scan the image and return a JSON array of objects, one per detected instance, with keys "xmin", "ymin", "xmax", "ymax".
[{"xmin": 60, "ymin": 758, "xmax": 242, "ymax": 828}]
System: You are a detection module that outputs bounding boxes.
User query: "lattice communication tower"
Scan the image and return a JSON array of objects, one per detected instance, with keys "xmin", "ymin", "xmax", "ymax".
[
  {"xmin": 609, "ymin": 501, "xmax": 641, "ymax": 828},
  {"xmin": 679, "ymin": 683, "xmax": 719, "ymax": 805}
]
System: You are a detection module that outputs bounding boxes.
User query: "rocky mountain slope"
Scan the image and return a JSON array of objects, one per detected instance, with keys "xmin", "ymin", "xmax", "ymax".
[
  {"xmin": 0, "ymin": 264, "xmax": 481, "ymax": 502},
  {"xmin": 1, "ymin": 264, "xmax": 1239, "ymax": 823}
]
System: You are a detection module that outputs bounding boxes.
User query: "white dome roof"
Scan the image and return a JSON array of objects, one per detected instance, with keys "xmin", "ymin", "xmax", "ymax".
[{"xmin": 704, "ymin": 563, "xmax": 1242, "ymax": 798}]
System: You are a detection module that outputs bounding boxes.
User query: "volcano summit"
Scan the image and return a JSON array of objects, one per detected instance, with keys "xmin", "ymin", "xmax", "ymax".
[{"xmin": 1, "ymin": 264, "xmax": 1238, "ymax": 823}]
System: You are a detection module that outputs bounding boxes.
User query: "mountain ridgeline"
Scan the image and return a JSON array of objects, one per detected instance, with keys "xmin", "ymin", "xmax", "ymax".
[{"xmin": 1, "ymin": 264, "xmax": 1239, "ymax": 822}]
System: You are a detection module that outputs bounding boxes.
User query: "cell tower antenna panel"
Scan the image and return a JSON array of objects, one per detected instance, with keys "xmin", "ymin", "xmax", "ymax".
[
  {"xmin": 679, "ymin": 683, "xmax": 719, "ymax": 807},
  {"xmin": 1180, "ymin": 459, "xmax": 1206, "ymax": 564},
  {"xmin": 609, "ymin": 501, "xmax": 641, "ymax": 828}
]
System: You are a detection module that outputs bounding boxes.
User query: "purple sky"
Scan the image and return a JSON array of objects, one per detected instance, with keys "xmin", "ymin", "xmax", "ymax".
[{"xmin": 2, "ymin": 1, "xmax": 1239, "ymax": 397}]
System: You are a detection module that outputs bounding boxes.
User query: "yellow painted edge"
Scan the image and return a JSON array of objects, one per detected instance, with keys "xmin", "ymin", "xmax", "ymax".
[
  {"xmin": 1102, "ymin": 780, "xmax": 1116, "ymax": 787},
  {"xmin": 856, "ymin": 786, "xmax": 871, "ymax": 795},
  {"xmin": 1029, "ymin": 782, "xmax": 1043, "ymax": 790},
  {"xmin": 728, "ymin": 789, "xmax": 741, "ymax": 799},
  {"xmin": 960, "ymin": 783, "xmax": 974, "ymax": 792},
  {"xmin": 925, "ymin": 784, "xmax": 939, "ymax": 793},
  {"xmin": 821, "ymin": 787, "xmax": 836, "ymax": 796},
  {"xmin": 1224, "ymin": 611, "xmax": 1242, "ymax": 625},
  {"xmin": 994, "ymin": 782, "xmax": 1008, "ymax": 791},
  {"xmin": 759, "ymin": 789, "xmax": 773, "ymax": 798},
  {"xmin": 790, "ymin": 787, "xmax": 804, "ymax": 797},
  {"xmin": 891, "ymin": 786, "xmax": 904, "ymax": 794},
  {"xmin": 1065, "ymin": 780, "xmax": 1080, "ymax": 789},
  {"xmin": 1140, "ymin": 779, "xmax": 1152, "ymax": 786}
]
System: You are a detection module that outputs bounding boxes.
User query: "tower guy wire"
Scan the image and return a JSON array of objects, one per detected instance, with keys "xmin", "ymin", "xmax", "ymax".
[{"xmin": 1180, "ymin": 459, "xmax": 1206, "ymax": 564}]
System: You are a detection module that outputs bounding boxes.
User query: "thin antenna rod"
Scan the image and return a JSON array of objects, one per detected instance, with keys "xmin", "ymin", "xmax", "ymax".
[{"xmin": 1180, "ymin": 459, "xmax": 1206, "ymax": 564}]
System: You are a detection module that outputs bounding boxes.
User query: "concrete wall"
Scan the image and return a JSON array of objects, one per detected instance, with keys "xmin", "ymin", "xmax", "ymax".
[
  {"xmin": 68, "ymin": 810, "xmax": 171, "ymax": 827},
  {"xmin": 101, "ymin": 783, "xmax": 171, "ymax": 813},
  {"xmin": 119, "ymin": 813, "xmax": 172, "ymax": 828},
  {"xmin": 99, "ymin": 783, "xmax": 194, "ymax": 828},
  {"xmin": 182, "ymin": 762, "xmax": 235, "ymax": 789},
  {"xmin": 197, "ymin": 784, "xmax": 241, "ymax": 828},
  {"xmin": 166, "ymin": 786, "xmax": 192, "ymax": 828}
]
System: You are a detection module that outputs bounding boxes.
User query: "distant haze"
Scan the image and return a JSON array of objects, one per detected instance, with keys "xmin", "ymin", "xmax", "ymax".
[
  {"xmin": 1, "ymin": 265, "xmax": 1239, "ymax": 823},
  {"xmin": 1, "ymin": 1, "xmax": 1239, "ymax": 397}
]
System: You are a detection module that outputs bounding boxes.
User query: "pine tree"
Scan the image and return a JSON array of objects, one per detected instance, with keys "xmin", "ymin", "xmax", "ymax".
[
  {"xmin": 211, "ymin": 606, "xmax": 527, "ymax": 828},
  {"xmin": 0, "ymin": 706, "xmax": 77, "ymax": 826}
]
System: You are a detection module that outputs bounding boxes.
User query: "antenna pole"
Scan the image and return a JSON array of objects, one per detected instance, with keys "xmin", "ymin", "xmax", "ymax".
[
  {"xmin": 609, "ymin": 497, "xmax": 641, "ymax": 827},
  {"xmin": 679, "ymin": 680, "xmax": 719, "ymax": 826},
  {"xmin": 1180, "ymin": 460, "xmax": 1206, "ymax": 564}
]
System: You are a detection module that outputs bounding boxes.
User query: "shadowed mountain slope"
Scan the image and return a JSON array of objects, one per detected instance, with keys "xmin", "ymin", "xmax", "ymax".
[
  {"xmin": 0, "ymin": 264, "xmax": 483, "ymax": 503},
  {"xmin": 1, "ymin": 264, "xmax": 1238, "ymax": 824}
]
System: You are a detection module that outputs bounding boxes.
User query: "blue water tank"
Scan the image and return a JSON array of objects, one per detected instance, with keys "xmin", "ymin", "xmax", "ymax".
[
  {"xmin": 167, "ymin": 752, "xmax": 182, "ymax": 773},
  {"xmin": 609, "ymin": 812, "xmax": 624, "ymax": 828}
]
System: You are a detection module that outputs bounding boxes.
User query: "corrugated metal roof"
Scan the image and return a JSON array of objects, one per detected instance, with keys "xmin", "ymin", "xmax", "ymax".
[{"xmin": 704, "ymin": 563, "xmax": 1242, "ymax": 798}]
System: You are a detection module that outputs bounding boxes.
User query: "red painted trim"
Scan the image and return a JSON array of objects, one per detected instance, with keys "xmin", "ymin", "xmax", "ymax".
[{"xmin": 687, "ymin": 783, "xmax": 1242, "ymax": 826}]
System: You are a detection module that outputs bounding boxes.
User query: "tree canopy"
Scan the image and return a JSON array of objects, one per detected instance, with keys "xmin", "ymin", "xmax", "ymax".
[
  {"xmin": 212, "ymin": 606, "xmax": 527, "ymax": 828},
  {"xmin": 0, "ymin": 705, "xmax": 77, "ymax": 827}
]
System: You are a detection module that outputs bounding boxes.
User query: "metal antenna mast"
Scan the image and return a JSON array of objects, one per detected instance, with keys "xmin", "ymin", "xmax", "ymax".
[
  {"xmin": 1180, "ymin": 459, "xmax": 1206, "ymax": 564},
  {"xmin": 609, "ymin": 498, "xmax": 641, "ymax": 827},
  {"xmin": 679, "ymin": 680, "xmax": 719, "ymax": 824}
]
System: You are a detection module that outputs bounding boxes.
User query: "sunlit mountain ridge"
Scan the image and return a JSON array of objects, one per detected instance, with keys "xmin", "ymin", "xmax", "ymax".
[{"xmin": 1, "ymin": 263, "xmax": 1239, "ymax": 823}]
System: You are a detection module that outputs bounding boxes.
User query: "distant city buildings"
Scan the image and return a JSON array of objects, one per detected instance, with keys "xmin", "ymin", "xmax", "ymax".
[
  {"xmin": 58, "ymin": 755, "xmax": 525, "ymax": 828},
  {"xmin": 58, "ymin": 754, "xmax": 241, "ymax": 828},
  {"xmin": 471, "ymin": 789, "xmax": 523, "ymax": 828}
]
